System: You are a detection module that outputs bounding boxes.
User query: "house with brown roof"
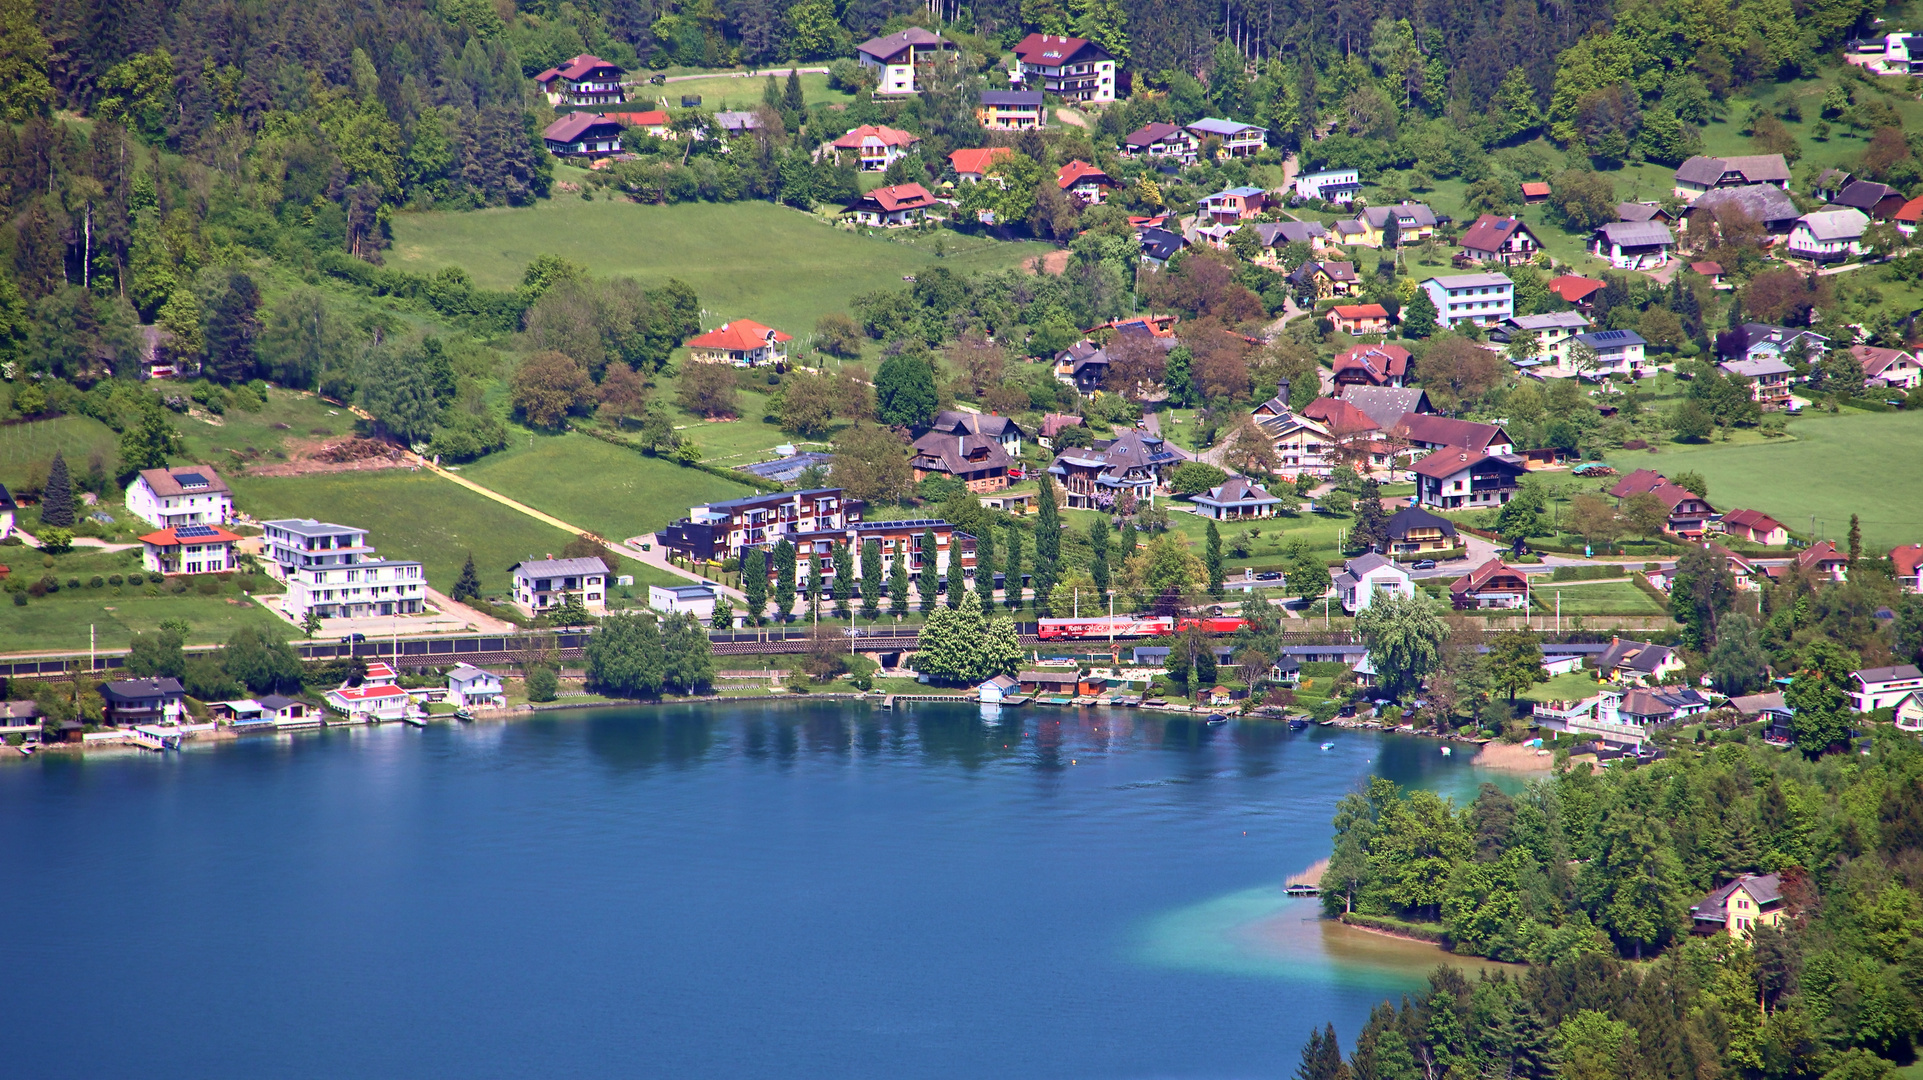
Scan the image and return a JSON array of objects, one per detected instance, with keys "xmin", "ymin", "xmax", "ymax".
[
  {"xmin": 1721, "ymin": 509, "xmax": 1787, "ymax": 546},
  {"xmin": 1056, "ymin": 160, "xmax": 1112, "ymax": 204},
  {"xmin": 1457, "ymin": 214, "xmax": 1543, "ymax": 266},
  {"xmin": 1893, "ymin": 544, "xmax": 1923, "ymax": 594},
  {"xmin": 848, "ymin": 182, "xmax": 938, "ymax": 226},
  {"xmin": 541, "ymin": 113, "xmax": 625, "ymax": 158},
  {"xmin": 1619, "ymin": 685, "xmax": 1711, "ymax": 725},
  {"xmin": 1617, "ymin": 202, "xmax": 1676, "ymax": 225},
  {"xmin": 1450, "ymin": 558, "xmax": 1530, "ymax": 609},
  {"xmin": 1384, "ymin": 504, "xmax": 1457, "ymax": 555},
  {"xmin": 1612, "ymin": 472, "xmax": 1715, "ymax": 536},
  {"xmin": 1690, "ymin": 873, "xmax": 1785, "ymax": 941},
  {"xmin": 927, "ymin": 410, "xmax": 1024, "ymax": 457},
  {"xmin": 1327, "ymin": 304, "xmax": 1391, "ymax": 336},
  {"xmin": 1046, "ymin": 427, "xmax": 1181, "ymax": 509},
  {"xmin": 686, "ymin": 319, "xmax": 791, "ymax": 366},
  {"xmin": 1038, "ymin": 413, "xmax": 1084, "ymax": 448},
  {"xmin": 1672, "ymin": 154, "xmax": 1791, "ymax": 203},
  {"xmin": 1413, "ymin": 448, "xmax": 1526, "ymax": 510},
  {"xmin": 1833, "ymin": 179, "xmax": 1907, "ymax": 219},
  {"xmin": 1799, "ymin": 539, "xmax": 1849, "ymax": 581},
  {"xmin": 126, "ymin": 466, "xmax": 234, "ymax": 529},
  {"xmin": 832, "ymin": 125, "xmax": 921, "ymax": 170},
  {"xmin": 1596, "ymin": 636, "xmax": 1684, "ymax": 684},
  {"xmin": 1851, "ymin": 344, "xmax": 1923, "ymax": 389},
  {"xmin": 1547, "ymin": 275, "xmax": 1605, "ymax": 309},
  {"xmin": 856, "ymin": 28, "xmax": 955, "ymax": 95},
  {"xmin": 948, "ymin": 146, "xmax": 1012, "ymax": 182},
  {"xmin": 1395, "ymin": 415, "xmax": 1513, "ymax": 455},
  {"xmin": 534, "ymin": 55, "xmax": 626, "ymax": 106},
  {"xmin": 1300, "ymin": 396, "xmax": 1380, "ymax": 435},
  {"xmin": 1608, "ymin": 468, "xmax": 1668, "ymax": 499},
  {"xmin": 911, "ymin": 428, "xmax": 1013, "ymax": 492},
  {"xmin": 1120, "ymin": 121, "xmax": 1197, "ymax": 161},
  {"xmin": 1012, "ymin": 33, "xmax": 1116, "ymax": 102},
  {"xmin": 1332, "ymin": 343, "xmax": 1411, "ymax": 389}
]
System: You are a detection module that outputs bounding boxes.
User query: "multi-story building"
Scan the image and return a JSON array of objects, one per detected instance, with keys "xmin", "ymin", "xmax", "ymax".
[
  {"xmin": 541, "ymin": 113, "xmax": 624, "ymax": 159},
  {"xmin": 138, "ymin": 523, "xmax": 240, "ymax": 575},
  {"xmin": 1121, "ymin": 122, "xmax": 1197, "ymax": 161},
  {"xmin": 657, "ymin": 489, "xmax": 860, "ymax": 563},
  {"xmin": 1572, "ymin": 329, "xmax": 1650, "ymax": 376},
  {"xmin": 533, "ymin": 55, "xmax": 626, "ymax": 106},
  {"xmin": 1011, "ymin": 34, "xmax": 1115, "ymax": 103},
  {"xmin": 977, "ymin": 90, "xmax": 1045, "ymax": 129},
  {"xmin": 785, "ymin": 519, "xmax": 978, "ymax": 596},
  {"xmin": 1718, "ymin": 356, "xmax": 1796, "ymax": 408},
  {"xmin": 262, "ymin": 519, "xmax": 428, "ymax": 621},
  {"xmin": 510, "ymin": 557, "xmax": 610, "ymax": 617},
  {"xmin": 1413, "ymin": 448, "xmax": 1527, "ymax": 510},
  {"xmin": 831, "ymin": 124, "xmax": 921, "ymax": 171},
  {"xmin": 1047, "ymin": 428, "xmax": 1181, "ymax": 510},
  {"xmin": 1295, "ymin": 167, "xmax": 1361, "ymax": 204},
  {"xmin": 1492, "ymin": 312, "xmax": 1592, "ymax": 375},
  {"xmin": 1186, "ymin": 118, "xmax": 1267, "ymax": 158},
  {"xmin": 855, "ymin": 28, "xmax": 955, "ymax": 95},
  {"xmin": 125, "ymin": 465, "xmax": 233, "ymax": 528},
  {"xmin": 1419, "ymin": 273, "xmax": 1514, "ymax": 328}
]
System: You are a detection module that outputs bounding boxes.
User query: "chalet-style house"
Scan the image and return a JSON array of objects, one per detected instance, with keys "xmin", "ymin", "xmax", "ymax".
[
  {"xmin": 949, "ymin": 146, "xmax": 1012, "ymax": 183},
  {"xmin": 1799, "ymin": 540, "xmax": 1850, "ymax": 582},
  {"xmin": 1053, "ymin": 340, "xmax": 1109, "ymax": 391},
  {"xmin": 658, "ymin": 488, "xmax": 859, "ymax": 563},
  {"xmin": 1690, "ymin": 874, "xmax": 1785, "ymax": 941},
  {"xmin": 1396, "ymin": 415, "xmax": 1512, "ymax": 455},
  {"xmin": 1198, "ymin": 185, "xmax": 1267, "ymax": 223},
  {"xmin": 1672, "ymin": 154, "xmax": 1791, "ymax": 203},
  {"xmin": 1137, "ymin": 226, "xmax": 1185, "ymax": 265},
  {"xmin": 509, "ymin": 556, "xmax": 609, "ymax": 618},
  {"xmin": 1596, "ymin": 637, "xmax": 1684, "ymax": 684},
  {"xmin": 1012, "ymin": 33, "xmax": 1116, "ymax": 102},
  {"xmin": 686, "ymin": 319, "xmax": 790, "ymax": 367},
  {"xmin": 1718, "ymin": 356, "xmax": 1796, "ymax": 409},
  {"xmin": 1492, "ymin": 311, "xmax": 1592, "ymax": 374},
  {"xmin": 1056, "ymin": 161, "xmax": 1111, "ymax": 204},
  {"xmin": 1833, "ymin": 179, "xmax": 1906, "ymax": 218},
  {"xmin": 541, "ymin": 113, "xmax": 624, "ymax": 159},
  {"xmin": 1458, "ymin": 214, "xmax": 1542, "ymax": 265},
  {"xmin": 1289, "ymin": 260, "xmax": 1359, "ymax": 299},
  {"xmin": 1892, "ymin": 544, "xmax": 1923, "ymax": 593},
  {"xmin": 1254, "ymin": 407, "xmax": 1336, "ymax": 476},
  {"xmin": 978, "ymin": 89, "xmax": 1044, "ymax": 129},
  {"xmin": 1420, "ymin": 273, "xmax": 1514, "ymax": 328},
  {"xmin": 1450, "ymin": 559, "xmax": 1530, "ymax": 609},
  {"xmin": 832, "ymin": 125, "xmax": 920, "ymax": 170},
  {"xmin": 1327, "ymin": 304, "xmax": 1391, "ymax": 336},
  {"xmin": 1300, "ymin": 397, "xmax": 1404, "ymax": 473},
  {"xmin": 1046, "ymin": 428, "xmax": 1180, "ymax": 510},
  {"xmin": 848, "ymin": 182, "xmax": 938, "ymax": 227},
  {"xmin": 446, "ymin": 664, "xmax": 507, "ymax": 710},
  {"xmin": 1186, "ymin": 118, "xmax": 1266, "ymax": 157},
  {"xmin": 1572, "ymin": 329, "xmax": 1649, "ymax": 376},
  {"xmin": 910, "ymin": 427, "xmax": 1013, "ymax": 493},
  {"xmin": 856, "ymin": 28, "xmax": 955, "ymax": 95},
  {"xmin": 534, "ymin": 55, "xmax": 625, "ymax": 106},
  {"xmin": 1619, "ymin": 686, "xmax": 1711, "ymax": 726},
  {"xmin": 1608, "ymin": 470, "xmax": 1713, "ymax": 536},
  {"xmin": 1332, "ymin": 343, "xmax": 1411, "ymax": 390},
  {"xmin": 1729, "ymin": 323, "xmax": 1829, "ymax": 363},
  {"xmin": 1189, "ymin": 477, "xmax": 1282, "ymax": 520},
  {"xmin": 1851, "ymin": 344, "xmax": 1923, "ymax": 389},
  {"xmin": 1593, "ymin": 221, "xmax": 1674, "ymax": 269},
  {"xmin": 1788, "ymin": 208, "xmax": 1868, "ymax": 263},
  {"xmin": 1413, "ymin": 448, "xmax": 1526, "ymax": 510},
  {"xmin": 1721, "ymin": 509, "xmax": 1788, "ymax": 546},
  {"xmin": 1296, "ymin": 167, "xmax": 1361, "ymax": 204},
  {"xmin": 927, "ymin": 410, "xmax": 1023, "ymax": 457},
  {"xmin": 126, "ymin": 465, "xmax": 233, "ymax": 528},
  {"xmin": 1251, "ymin": 220, "xmax": 1333, "ymax": 261},
  {"xmin": 1334, "ymin": 553, "xmax": 1415, "ymax": 614},
  {"xmin": 139, "ymin": 522, "xmax": 241, "ymax": 575},
  {"xmin": 1682, "ymin": 184, "xmax": 1802, "ymax": 237},
  {"xmin": 1384, "ymin": 504, "xmax": 1457, "ymax": 556},
  {"xmin": 1121, "ymin": 122, "xmax": 1197, "ymax": 161},
  {"xmin": 1547, "ymin": 274, "xmax": 1604, "ymax": 309}
]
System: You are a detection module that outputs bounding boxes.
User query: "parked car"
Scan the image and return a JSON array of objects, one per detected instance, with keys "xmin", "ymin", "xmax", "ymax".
[
  {"xmin": 1255, "ymin": 571, "xmax": 1282, "ymax": 580},
  {"xmin": 1412, "ymin": 559, "xmax": 1437, "ymax": 570},
  {"xmin": 341, "ymin": 633, "xmax": 366, "ymax": 643}
]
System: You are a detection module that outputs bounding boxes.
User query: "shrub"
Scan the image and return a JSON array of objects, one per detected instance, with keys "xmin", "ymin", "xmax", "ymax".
[
  {"xmin": 196, "ymin": 577, "xmax": 221, "ymax": 595},
  {"xmin": 168, "ymin": 577, "xmax": 189, "ymax": 594},
  {"xmin": 11, "ymin": 593, "xmax": 23, "ymax": 605},
  {"xmin": 524, "ymin": 666, "xmax": 558, "ymax": 702},
  {"xmin": 66, "ymin": 578, "xmax": 80, "ymax": 589},
  {"xmin": 89, "ymin": 575, "xmax": 104, "ymax": 588},
  {"xmin": 26, "ymin": 579, "xmax": 47, "ymax": 597},
  {"xmin": 108, "ymin": 574, "xmax": 123, "ymax": 585}
]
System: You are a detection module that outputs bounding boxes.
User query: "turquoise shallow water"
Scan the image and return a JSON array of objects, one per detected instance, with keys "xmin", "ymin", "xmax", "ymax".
[{"xmin": 0, "ymin": 703, "xmax": 1510, "ymax": 1079}]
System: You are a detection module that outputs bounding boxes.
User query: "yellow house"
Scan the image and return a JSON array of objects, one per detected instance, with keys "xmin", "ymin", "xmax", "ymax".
[
  {"xmin": 1339, "ymin": 202, "xmax": 1439, "ymax": 249},
  {"xmin": 1689, "ymin": 873, "xmax": 1785, "ymax": 941}
]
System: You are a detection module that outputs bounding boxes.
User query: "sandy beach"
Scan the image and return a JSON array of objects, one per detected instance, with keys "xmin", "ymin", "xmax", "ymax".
[{"xmin": 1471, "ymin": 740, "xmax": 1554, "ymax": 772}]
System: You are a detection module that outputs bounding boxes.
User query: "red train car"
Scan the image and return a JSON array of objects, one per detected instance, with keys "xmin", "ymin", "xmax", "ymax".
[{"xmin": 1035, "ymin": 616, "xmax": 1250, "ymax": 640}]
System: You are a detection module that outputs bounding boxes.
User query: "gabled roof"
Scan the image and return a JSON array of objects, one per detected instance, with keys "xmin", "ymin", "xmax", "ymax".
[
  {"xmin": 512, "ymin": 557, "xmax": 610, "ymax": 577},
  {"xmin": 1675, "ymin": 154, "xmax": 1790, "ymax": 186},
  {"xmin": 1851, "ymin": 664, "xmax": 1923, "ymax": 686},
  {"xmin": 1851, "ymin": 344, "xmax": 1919, "ymax": 377},
  {"xmin": 1013, "ymin": 32, "xmax": 1106, "ymax": 64},
  {"xmin": 1040, "ymin": 413, "xmax": 1083, "ymax": 438},
  {"xmin": 1300, "ymin": 397, "xmax": 1379, "ymax": 432},
  {"xmin": 1720, "ymin": 356, "xmax": 1794, "ymax": 379},
  {"xmin": 1412, "ymin": 447, "xmax": 1502, "ymax": 480},
  {"xmin": 136, "ymin": 465, "xmax": 230, "ymax": 497},
  {"xmin": 329, "ymin": 683, "xmax": 411, "ymax": 702},
  {"xmin": 949, "ymin": 147, "xmax": 1012, "ymax": 175},
  {"xmin": 1609, "ymin": 469, "xmax": 1668, "ymax": 498},
  {"xmin": 1597, "ymin": 637, "xmax": 1674, "ymax": 674},
  {"xmin": 1123, "ymin": 121, "xmax": 1185, "ymax": 148},
  {"xmin": 1201, "ymin": 185, "xmax": 1266, "ymax": 202},
  {"xmin": 1620, "ymin": 685, "xmax": 1709, "ymax": 717},
  {"xmin": 687, "ymin": 319, "xmax": 791, "ymax": 351},
  {"xmin": 1576, "ymin": 328, "xmax": 1647, "ymax": 349},
  {"xmin": 1690, "ymin": 184, "xmax": 1800, "ymax": 225},
  {"xmin": 911, "ymin": 430, "xmax": 1012, "ymax": 476},
  {"xmin": 858, "ymin": 182, "xmax": 938, "ymax": 212},
  {"xmin": 1459, "ymin": 214, "xmax": 1532, "ymax": 253},
  {"xmin": 604, "ymin": 109, "xmax": 670, "ymax": 127},
  {"xmin": 1192, "ymin": 477, "xmax": 1279, "ymax": 507},
  {"xmin": 1057, "ymin": 160, "xmax": 1110, "ymax": 189},
  {"xmin": 1395, "ymin": 414, "xmax": 1508, "ymax": 451},
  {"xmin": 1362, "ymin": 202, "xmax": 1438, "ymax": 228},
  {"xmin": 1520, "ymin": 181, "xmax": 1551, "ymax": 197},
  {"xmin": 1333, "ymin": 343, "xmax": 1411, "ymax": 383},
  {"xmin": 1892, "ymin": 544, "xmax": 1923, "ymax": 578},
  {"xmin": 1506, "ymin": 311, "xmax": 1591, "ymax": 332},
  {"xmin": 1615, "ymin": 202, "xmax": 1670, "ymax": 223},
  {"xmin": 1898, "ymin": 196, "xmax": 1923, "ymax": 224},
  {"xmin": 1595, "ymin": 221, "xmax": 1674, "ymax": 246},
  {"xmin": 1341, "ymin": 386, "xmax": 1433, "ymax": 429},
  {"xmin": 100, "ymin": 677, "xmax": 185, "ymax": 700},
  {"xmin": 856, "ymin": 27, "xmax": 947, "ymax": 61},
  {"xmin": 543, "ymin": 112, "xmax": 624, "ymax": 143},
  {"xmin": 1722, "ymin": 508, "xmax": 1784, "ymax": 533},
  {"xmin": 543, "ymin": 54, "xmax": 623, "ymax": 81},
  {"xmin": 1344, "ymin": 552, "xmax": 1401, "ymax": 577},
  {"xmin": 833, "ymin": 124, "xmax": 920, "ymax": 149},
  {"xmin": 931, "ymin": 410, "xmax": 1023, "ymax": 439},
  {"xmin": 1799, "ymin": 539, "xmax": 1846, "ymax": 569},
  {"xmin": 1652, "ymin": 482, "xmax": 1712, "ymax": 512},
  {"xmin": 1548, "ymin": 275, "xmax": 1605, "ymax": 303},
  {"xmin": 1385, "ymin": 504, "xmax": 1457, "ymax": 541},
  {"xmin": 1253, "ymin": 220, "xmax": 1328, "ymax": 246},
  {"xmin": 1139, "ymin": 227, "xmax": 1185, "ymax": 261},
  {"xmin": 1451, "ymin": 558, "xmax": 1526, "ymax": 595},
  {"xmin": 1832, "ymin": 179, "xmax": 1899, "ymax": 211},
  {"xmin": 1330, "ymin": 303, "xmax": 1389, "ymax": 319},
  {"xmin": 1691, "ymin": 873, "xmax": 1783, "ymax": 924},
  {"xmin": 1797, "ymin": 208, "xmax": 1869, "ymax": 241}
]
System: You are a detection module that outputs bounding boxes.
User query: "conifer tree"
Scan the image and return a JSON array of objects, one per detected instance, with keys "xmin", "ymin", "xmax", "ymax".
[
  {"xmin": 39, "ymin": 452, "xmax": 73, "ymax": 527},
  {"xmin": 832, "ymin": 541, "xmax": 854, "ymax": 617},
  {"xmin": 772, "ymin": 539, "xmax": 796, "ymax": 621},
  {"xmin": 1035, "ymin": 475, "xmax": 1061, "ymax": 565},
  {"xmin": 782, "ymin": 67, "xmax": 805, "ymax": 117},
  {"xmin": 453, "ymin": 552, "xmax": 481, "ymax": 601},
  {"xmin": 974, "ymin": 524, "xmax": 997, "ymax": 611}
]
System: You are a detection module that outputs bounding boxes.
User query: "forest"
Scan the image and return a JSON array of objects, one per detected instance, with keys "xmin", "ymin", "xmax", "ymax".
[{"xmin": 1307, "ymin": 734, "xmax": 1923, "ymax": 1080}]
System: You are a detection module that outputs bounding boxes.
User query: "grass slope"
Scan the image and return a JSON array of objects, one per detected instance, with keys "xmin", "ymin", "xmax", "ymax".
[
  {"xmin": 388, "ymin": 200, "xmax": 1051, "ymax": 340},
  {"xmin": 0, "ymin": 416, "xmax": 121, "ymax": 491},
  {"xmin": 456, "ymin": 431, "xmax": 753, "ymax": 542},
  {"xmin": 1606, "ymin": 410, "xmax": 1923, "ymax": 550}
]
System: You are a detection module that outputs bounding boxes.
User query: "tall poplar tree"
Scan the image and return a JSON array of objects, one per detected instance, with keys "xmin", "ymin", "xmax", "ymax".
[
  {"xmin": 974, "ymin": 523, "xmax": 997, "ymax": 611},
  {"xmin": 917, "ymin": 528, "xmax": 939, "ymax": 613},
  {"xmin": 1205, "ymin": 520, "xmax": 1224, "ymax": 597},
  {"xmin": 1003, "ymin": 524, "xmax": 1024, "ymax": 611},
  {"xmin": 772, "ymin": 539, "xmax": 796, "ymax": 621},
  {"xmin": 888, "ymin": 539, "xmax": 910, "ymax": 618},
  {"xmin": 861, "ymin": 538, "xmax": 883, "ymax": 618},
  {"xmin": 742, "ymin": 546, "xmax": 768, "ymax": 626},
  {"xmin": 832, "ymin": 541, "xmax": 854, "ymax": 617},
  {"xmin": 1087, "ymin": 517, "xmax": 1110, "ymax": 603}
]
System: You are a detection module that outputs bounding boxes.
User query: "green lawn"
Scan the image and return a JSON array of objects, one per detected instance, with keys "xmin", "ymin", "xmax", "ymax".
[
  {"xmin": 171, "ymin": 387, "xmax": 358, "ymax": 471},
  {"xmin": 640, "ymin": 71, "xmax": 854, "ymax": 112},
  {"xmin": 0, "ymin": 544, "xmax": 290, "ymax": 652},
  {"xmin": 226, "ymin": 470, "xmax": 628, "ymax": 598},
  {"xmin": 1531, "ymin": 580, "xmax": 1667, "ymax": 617},
  {"xmin": 1605, "ymin": 409, "xmax": 1923, "ymax": 551},
  {"xmin": 388, "ymin": 200, "xmax": 1051, "ymax": 344},
  {"xmin": 1521, "ymin": 670, "xmax": 1609, "ymax": 704},
  {"xmin": 0, "ymin": 415, "xmax": 121, "ymax": 492},
  {"xmin": 457, "ymin": 431, "xmax": 753, "ymax": 543}
]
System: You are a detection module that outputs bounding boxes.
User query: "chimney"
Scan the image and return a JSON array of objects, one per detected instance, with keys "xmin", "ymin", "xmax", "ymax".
[{"xmin": 1277, "ymin": 377, "xmax": 1290, "ymax": 408}]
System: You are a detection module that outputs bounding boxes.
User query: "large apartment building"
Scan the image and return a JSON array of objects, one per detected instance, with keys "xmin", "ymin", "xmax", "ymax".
[
  {"xmin": 657, "ymin": 489, "xmax": 860, "ymax": 563},
  {"xmin": 262, "ymin": 519, "xmax": 428, "ymax": 621}
]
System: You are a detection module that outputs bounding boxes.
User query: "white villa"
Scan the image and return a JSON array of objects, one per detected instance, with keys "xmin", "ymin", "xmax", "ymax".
[{"xmin": 125, "ymin": 466, "xmax": 233, "ymax": 528}]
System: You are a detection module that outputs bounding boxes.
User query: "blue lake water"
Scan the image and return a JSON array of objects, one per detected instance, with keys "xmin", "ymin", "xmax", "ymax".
[{"xmin": 1, "ymin": 703, "xmax": 1515, "ymax": 1080}]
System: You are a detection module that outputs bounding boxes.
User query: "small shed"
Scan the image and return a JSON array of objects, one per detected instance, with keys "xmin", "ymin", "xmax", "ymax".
[{"xmin": 1521, "ymin": 181, "xmax": 1551, "ymax": 203}]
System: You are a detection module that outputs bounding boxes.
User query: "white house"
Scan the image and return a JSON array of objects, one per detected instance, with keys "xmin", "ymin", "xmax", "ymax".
[
  {"xmin": 1333, "ymin": 552, "xmax": 1415, "ymax": 614},
  {"xmin": 138, "ymin": 522, "xmax": 241, "ymax": 575},
  {"xmin": 511, "ymin": 556, "xmax": 610, "ymax": 617},
  {"xmin": 1850, "ymin": 665, "xmax": 1923, "ymax": 712},
  {"xmin": 1296, "ymin": 167, "xmax": 1361, "ymax": 204},
  {"xmin": 1592, "ymin": 221, "xmax": 1674, "ymax": 270},
  {"xmin": 125, "ymin": 466, "xmax": 233, "ymax": 529},
  {"xmin": 325, "ymin": 682, "xmax": 412, "ymax": 723},
  {"xmin": 1572, "ymin": 329, "xmax": 1650, "ymax": 376},
  {"xmin": 853, "ymin": 28, "xmax": 953, "ymax": 95},
  {"xmin": 649, "ymin": 583, "xmax": 717, "ymax": 620},
  {"xmin": 1186, "ymin": 118, "xmax": 1267, "ymax": 158},
  {"xmin": 1011, "ymin": 33, "xmax": 1116, "ymax": 103},
  {"xmin": 1496, "ymin": 311, "xmax": 1591, "ymax": 374},
  {"xmin": 1789, "ymin": 208, "xmax": 1869, "ymax": 264},
  {"xmin": 1420, "ymin": 273, "xmax": 1514, "ymax": 328},
  {"xmin": 978, "ymin": 674, "xmax": 1020, "ymax": 704},
  {"xmin": 446, "ymin": 664, "xmax": 506, "ymax": 710},
  {"xmin": 263, "ymin": 519, "xmax": 427, "ymax": 621},
  {"xmin": 1188, "ymin": 477, "xmax": 1283, "ymax": 520}
]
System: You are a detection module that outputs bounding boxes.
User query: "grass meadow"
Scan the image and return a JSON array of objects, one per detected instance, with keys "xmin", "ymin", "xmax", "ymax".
[
  {"xmin": 0, "ymin": 545, "xmax": 290, "ymax": 653},
  {"xmin": 388, "ymin": 199, "xmax": 1052, "ymax": 345},
  {"xmin": 456, "ymin": 431, "xmax": 752, "ymax": 543},
  {"xmin": 1530, "ymin": 580, "xmax": 1668, "ymax": 617}
]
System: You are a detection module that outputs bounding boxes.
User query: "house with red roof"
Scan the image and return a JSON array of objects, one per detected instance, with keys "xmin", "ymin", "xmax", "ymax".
[
  {"xmin": 1327, "ymin": 304, "xmax": 1391, "ymax": 335},
  {"xmin": 1056, "ymin": 160, "xmax": 1112, "ymax": 204},
  {"xmin": 832, "ymin": 125, "xmax": 921, "ymax": 171},
  {"xmin": 325, "ymin": 682, "xmax": 412, "ymax": 724},
  {"xmin": 949, "ymin": 147, "xmax": 1012, "ymax": 183},
  {"xmin": 686, "ymin": 320, "xmax": 792, "ymax": 367},
  {"xmin": 1608, "ymin": 468, "xmax": 1668, "ymax": 499},
  {"xmin": 603, "ymin": 109, "xmax": 672, "ymax": 138},
  {"xmin": 1892, "ymin": 544, "xmax": 1923, "ymax": 593},
  {"xmin": 1548, "ymin": 275, "xmax": 1605, "ymax": 309},
  {"xmin": 1413, "ymin": 448, "xmax": 1526, "ymax": 510},
  {"xmin": 1457, "ymin": 214, "xmax": 1543, "ymax": 266},
  {"xmin": 1394, "ymin": 414, "xmax": 1513, "ymax": 455},
  {"xmin": 1651, "ymin": 482, "xmax": 1716, "ymax": 537},
  {"xmin": 1897, "ymin": 196, "xmax": 1923, "ymax": 236},
  {"xmin": 1721, "ymin": 508, "xmax": 1787, "ymax": 546},
  {"xmin": 1012, "ymin": 33, "xmax": 1116, "ymax": 102},
  {"xmin": 1332, "ymin": 343, "xmax": 1411, "ymax": 389},
  {"xmin": 1521, "ymin": 181, "xmax": 1551, "ymax": 203},
  {"xmin": 138, "ymin": 522, "xmax": 241, "ymax": 575},
  {"xmin": 848, "ymin": 182, "xmax": 939, "ymax": 227},
  {"xmin": 1450, "ymin": 559, "xmax": 1531, "ymax": 609},
  {"xmin": 542, "ymin": 113, "xmax": 625, "ymax": 158},
  {"xmin": 1799, "ymin": 540, "xmax": 1849, "ymax": 582},
  {"xmin": 1851, "ymin": 344, "xmax": 1923, "ymax": 389},
  {"xmin": 534, "ymin": 55, "xmax": 626, "ymax": 106}
]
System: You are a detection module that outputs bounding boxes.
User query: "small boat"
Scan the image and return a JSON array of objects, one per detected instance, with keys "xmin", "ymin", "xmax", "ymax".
[
  {"xmin": 19, "ymin": 743, "xmax": 36, "ymax": 756},
  {"xmin": 1319, "ymin": 742, "xmax": 1334, "ymax": 751},
  {"xmin": 1440, "ymin": 745, "xmax": 1452, "ymax": 756},
  {"xmin": 454, "ymin": 708, "xmax": 475, "ymax": 722},
  {"xmin": 1206, "ymin": 714, "xmax": 1228, "ymax": 725}
]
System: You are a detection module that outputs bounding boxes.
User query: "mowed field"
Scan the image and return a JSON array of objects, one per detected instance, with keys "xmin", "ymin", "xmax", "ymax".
[
  {"xmin": 456, "ymin": 432, "xmax": 753, "ymax": 543},
  {"xmin": 1606, "ymin": 410, "xmax": 1923, "ymax": 551},
  {"xmin": 388, "ymin": 200, "xmax": 1053, "ymax": 340}
]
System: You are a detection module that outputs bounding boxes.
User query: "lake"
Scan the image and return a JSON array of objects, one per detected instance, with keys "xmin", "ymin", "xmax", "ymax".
[{"xmin": 0, "ymin": 703, "xmax": 1515, "ymax": 1079}]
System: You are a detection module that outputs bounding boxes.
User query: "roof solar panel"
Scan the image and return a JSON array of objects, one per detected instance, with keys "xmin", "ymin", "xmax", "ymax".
[
  {"xmin": 175, "ymin": 524, "xmax": 217, "ymax": 538},
  {"xmin": 176, "ymin": 471, "xmax": 209, "ymax": 488}
]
